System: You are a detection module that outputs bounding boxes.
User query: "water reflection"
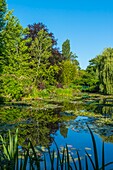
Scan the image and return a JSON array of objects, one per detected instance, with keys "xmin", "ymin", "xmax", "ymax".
[
  {"xmin": 95, "ymin": 98, "xmax": 113, "ymax": 118},
  {"xmin": 60, "ymin": 124, "xmax": 68, "ymax": 138},
  {"xmin": 0, "ymin": 107, "xmax": 61, "ymax": 147},
  {"xmin": 0, "ymin": 97, "xmax": 113, "ymax": 146}
]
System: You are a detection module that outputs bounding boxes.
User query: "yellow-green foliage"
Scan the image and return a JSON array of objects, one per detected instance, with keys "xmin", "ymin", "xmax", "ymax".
[
  {"xmin": 61, "ymin": 60, "xmax": 78, "ymax": 86},
  {"xmin": 55, "ymin": 88, "xmax": 73, "ymax": 98}
]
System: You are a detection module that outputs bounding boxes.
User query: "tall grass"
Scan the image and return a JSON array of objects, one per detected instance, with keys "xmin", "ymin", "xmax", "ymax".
[{"xmin": 0, "ymin": 125, "xmax": 113, "ymax": 170}]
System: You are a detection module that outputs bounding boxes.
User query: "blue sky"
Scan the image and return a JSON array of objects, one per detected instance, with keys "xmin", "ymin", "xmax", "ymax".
[{"xmin": 7, "ymin": 0, "xmax": 113, "ymax": 69}]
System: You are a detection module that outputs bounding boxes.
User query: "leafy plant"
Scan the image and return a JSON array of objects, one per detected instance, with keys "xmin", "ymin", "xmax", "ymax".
[
  {"xmin": 0, "ymin": 125, "xmax": 113, "ymax": 169},
  {"xmin": 0, "ymin": 129, "xmax": 18, "ymax": 169}
]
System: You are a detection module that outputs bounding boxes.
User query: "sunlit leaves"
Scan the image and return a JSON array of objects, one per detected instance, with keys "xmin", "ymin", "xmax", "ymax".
[{"xmin": 29, "ymin": 29, "xmax": 52, "ymax": 85}]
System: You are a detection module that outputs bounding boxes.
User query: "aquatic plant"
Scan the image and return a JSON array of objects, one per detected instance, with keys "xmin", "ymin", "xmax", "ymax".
[
  {"xmin": 0, "ymin": 129, "xmax": 18, "ymax": 169},
  {"xmin": 0, "ymin": 125, "xmax": 113, "ymax": 169}
]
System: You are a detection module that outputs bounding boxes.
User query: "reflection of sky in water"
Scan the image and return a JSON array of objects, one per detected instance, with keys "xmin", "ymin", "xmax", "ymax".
[
  {"xmin": 47, "ymin": 123, "xmax": 113, "ymax": 170},
  {"xmin": 1, "ymin": 98, "xmax": 113, "ymax": 169}
]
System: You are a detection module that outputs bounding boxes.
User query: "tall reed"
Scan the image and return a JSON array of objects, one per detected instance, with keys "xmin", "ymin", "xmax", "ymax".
[{"xmin": 0, "ymin": 125, "xmax": 113, "ymax": 170}]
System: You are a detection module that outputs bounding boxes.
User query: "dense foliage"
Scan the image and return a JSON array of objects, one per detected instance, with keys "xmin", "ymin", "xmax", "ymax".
[
  {"xmin": 0, "ymin": 0, "xmax": 113, "ymax": 102},
  {"xmin": 86, "ymin": 48, "xmax": 113, "ymax": 94}
]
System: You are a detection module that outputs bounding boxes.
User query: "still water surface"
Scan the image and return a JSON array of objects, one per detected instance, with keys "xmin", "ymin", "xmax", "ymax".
[{"xmin": 0, "ymin": 97, "xmax": 113, "ymax": 169}]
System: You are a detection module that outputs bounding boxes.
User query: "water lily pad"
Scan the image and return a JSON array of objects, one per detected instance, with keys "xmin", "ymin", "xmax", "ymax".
[
  {"xmin": 85, "ymin": 147, "xmax": 91, "ymax": 150},
  {"xmin": 67, "ymin": 145, "xmax": 73, "ymax": 148}
]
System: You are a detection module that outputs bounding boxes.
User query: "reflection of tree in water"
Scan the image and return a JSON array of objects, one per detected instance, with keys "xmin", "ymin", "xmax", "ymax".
[
  {"xmin": 95, "ymin": 98, "xmax": 113, "ymax": 118},
  {"xmin": 0, "ymin": 107, "xmax": 61, "ymax": 147},
  {"xmin": 18, "ymin": 122, "xmax": 58, "ymax": 147},
  {"xmin": 101, "ymin": 135, "xmax": 113, "ymax": 143},
  {"xmin": 61, "ymin": 101, "xmax": 85, "ymax": 112},
  {"xmin": 0, "ymin": 107, "xmax": 25, "ymax": 124},
  {"xmin": 1, "ymin": 98, "xmax": 113, "ymax": 146},
  {"xmin": 60, "ymin": 124, "xmax": 68, "ymax": 138},
  {"xmin": 18, "ymin": 109, "xmax": 61, "ymax": 147}
]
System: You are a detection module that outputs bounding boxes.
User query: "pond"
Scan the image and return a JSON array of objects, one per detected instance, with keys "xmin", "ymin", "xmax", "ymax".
[{"xmin": 0, "ymin": 96, "xmax": 113, "ymax": 169}]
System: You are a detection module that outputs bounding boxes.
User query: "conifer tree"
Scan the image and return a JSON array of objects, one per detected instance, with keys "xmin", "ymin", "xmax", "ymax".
[
  {"xmin": 61, "ymin": 39, "xmax": 80, "ymax": 86},
  {"xmin": 1, "ymin": 10, "xmax": 31, "ymax": 100},
  {"xmin": 62, "ymin": 39, "xmax": 71, "ymax": 60}
]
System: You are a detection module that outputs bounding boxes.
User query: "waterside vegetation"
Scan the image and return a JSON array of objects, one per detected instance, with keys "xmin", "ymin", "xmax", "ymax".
[
  {"xmin": 0, "ymin": 125, "xmax": 113, "ymax": 170},
  {"xmin": 0, "ymin": 0, "xmax": 113, "ymax": 103},
  {"xmin": 1, "ymin": 0, "xmax": 113, "ymax": 169}
]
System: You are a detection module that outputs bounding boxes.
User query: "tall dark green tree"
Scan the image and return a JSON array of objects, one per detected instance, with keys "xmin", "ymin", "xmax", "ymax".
[
  {"xmin": 61, "ymin": 39, "xmax": 80, "ymax": 86},
  {"xmin": 62, "ymin": 39, "xmax": 71, "ymax": 60}
]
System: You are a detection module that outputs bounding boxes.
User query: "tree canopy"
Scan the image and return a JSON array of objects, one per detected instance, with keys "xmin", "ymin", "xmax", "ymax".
[
  {"xmin": 97, "ymin": 48, "xmax": 113, "ymax": 94},
  {"xmin": 1, "ymin": 0, "xmax": 113, "ymax": 102}
]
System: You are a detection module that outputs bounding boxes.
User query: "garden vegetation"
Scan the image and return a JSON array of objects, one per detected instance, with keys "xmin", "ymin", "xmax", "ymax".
[{"xmin": 0, "ymin": 0, "xmax": 113, "ymax": 103}]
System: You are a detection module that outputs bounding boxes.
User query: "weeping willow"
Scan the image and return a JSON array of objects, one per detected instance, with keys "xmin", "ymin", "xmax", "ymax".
[{"xmin": 97, "ymin": 48, "xmax": 113, "ymax": 94}]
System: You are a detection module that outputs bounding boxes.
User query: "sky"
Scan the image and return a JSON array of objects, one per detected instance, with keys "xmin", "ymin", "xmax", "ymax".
[{"xmin": 7, "ymin": 0, "xmax": 113, "ymax": 69}]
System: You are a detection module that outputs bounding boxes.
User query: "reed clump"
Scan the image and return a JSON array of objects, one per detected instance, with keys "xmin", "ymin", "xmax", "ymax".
[{"xmin": 0, "ymin": 125, "xmax": 113, "ymax": 170}]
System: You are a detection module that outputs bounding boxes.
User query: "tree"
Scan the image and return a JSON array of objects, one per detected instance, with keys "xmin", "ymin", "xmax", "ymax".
[
  {"xmin": 0, "ymin": 0, "xmax": 7, "ymax": 72},
  {"xmin": 85, "ymin": 57, "xmax": 99, "ymax": 92},
  {"xmin": 1, "ymin": 10, "xmax": 31, "ymax": 100},
  {"xmin": 29, "ymin": 29, "xmax": 52, "ymax": 86},
  {"xmin": 0, "ymin": 0, "xmax": 7, "ymax": 101},
  {"xmin": 25, "ymin": 23, "xmax": 57, "ymax": 46},
  {"xmin": 71, "ymin": 52, "xmax": 80, "ymax": 69},
  {"xmin": 25, "ymin": 22, "xmax": 64, "ymax": 85},
  {"xmin": 61, "ymin": 39, "xmax": 80, "ymax": 86},
  {"xmin": 87, "ymin": 48, "xmax": 113, "ymax": 94},
  {"xmin": 61, "ymin": 60, "xmax": 78, "ymax": 86},
  {"xmin": 62, "ymin": 39, "xmax": 71, "ymax": 60},
  {"xmin": 0, "ymin": 0, "xmax": 6, "ymax": 31},
  {"xmin": 26, "ymin": 22, "xmax": 63, "ymax": 64},
  {"xmin": 97, "ymin": 48, "xmax": 113, "ymax": 94},
  {"xmin": 2, "ymin": 10, "xmax": 30, "ymax": 73}
]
